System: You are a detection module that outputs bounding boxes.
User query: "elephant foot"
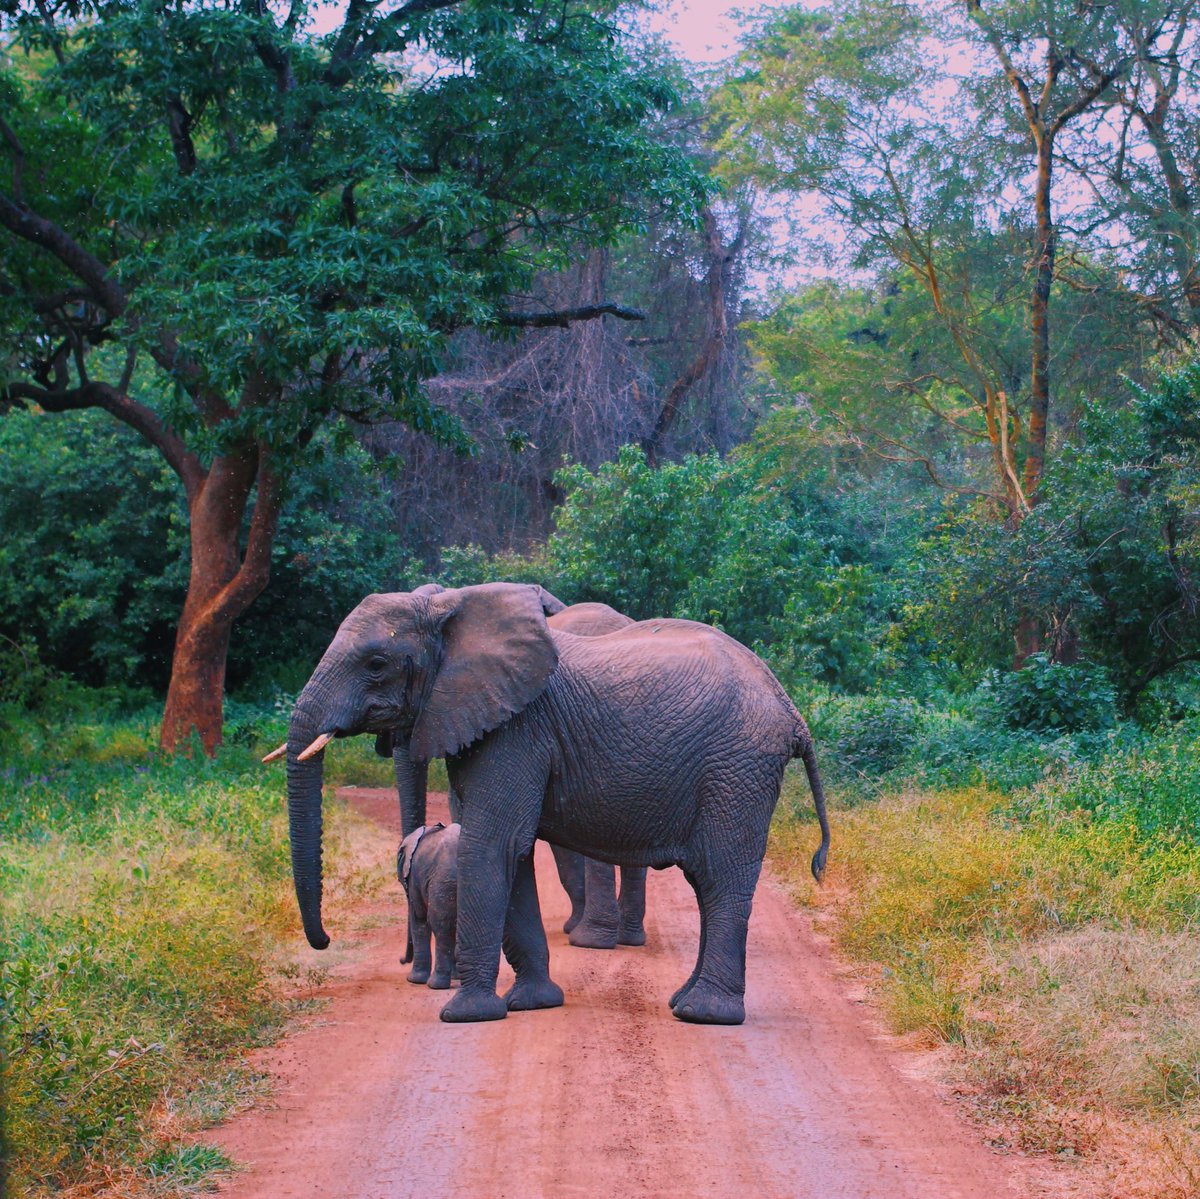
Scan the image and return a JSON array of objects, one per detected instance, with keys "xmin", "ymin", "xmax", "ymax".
[
  {"xmin": 617, "ymin": 922, "xmax": 647, "ymax": 946},
  {"xmin": 563, "ymin": 910, "xmax": 584, "ymax": 935},
  {"xmin": 671, "ymin": 981, "xmax": 745, "ymax": 1026},
  {"xmin": 668, "ymin": 979, "xmax": 694, "ymax": 1009},
  {"xmin": 407, "ymin": 966, "xmax": 431, "ymax": 985},
  {"xmin": 504, "ymin": 976, "xmax": 565, "ymax": 1012},
  {"xmin": 439, "ymin": 988, "xmax": 508, "ymax": 1023},
  {"xmin": 568, "ymin": 921, "xmax": 619, "ymax": 950},
  {"xmin": 427, "ymin": 972, "xmax": 453, "ymax": 990}
]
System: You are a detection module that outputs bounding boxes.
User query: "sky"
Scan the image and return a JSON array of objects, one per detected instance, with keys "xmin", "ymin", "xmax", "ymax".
[
  {"xmin": 308, "ymin": 0, "xmax": 790, "ymax": 65},
  {"xmin": 640, "ymin": 0, "xmax": 780, "ymax": 64}
]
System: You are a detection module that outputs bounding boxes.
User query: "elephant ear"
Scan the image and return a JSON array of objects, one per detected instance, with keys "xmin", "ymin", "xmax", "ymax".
[
  {"xmin": 534, "ymin": 586, "xmax": 567, "ymax": 616},
  {"xmin": 410, "ymin": 583, "xmax": 558, "ymax": 761}
]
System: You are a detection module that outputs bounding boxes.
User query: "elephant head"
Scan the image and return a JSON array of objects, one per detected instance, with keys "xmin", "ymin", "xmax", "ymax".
[{"xmin": 285, "ymin": 582, "xmax": 559, "ymax": 950}]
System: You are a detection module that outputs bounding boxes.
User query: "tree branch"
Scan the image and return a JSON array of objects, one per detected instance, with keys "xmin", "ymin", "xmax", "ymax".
[
  {"xmin": 0, "ymin": 118, "xmax": 26, "ymax": 203},
  {"xmin": 165, "ymin": 95, "xmax": 198, "ymax": 175},
  {"xmin": 2, "ymin": 378, "xmax": 203, "ymax": 495},
  {"xmin": 206, "ymin": 445, "xmax": 283, "ymax": 625},
  {"xmin": 0, "ymin": 192, "xmax": 126, "ymax": 316},
  {"xmin": 498, "ymin": 302, "xmax": 646, "ymax": 329}
]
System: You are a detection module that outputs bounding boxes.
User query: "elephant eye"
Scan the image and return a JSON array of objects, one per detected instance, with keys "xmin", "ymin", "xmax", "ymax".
[{"xmin": 367, "ymin": 654, "xmax": 388, "ymax": 673}]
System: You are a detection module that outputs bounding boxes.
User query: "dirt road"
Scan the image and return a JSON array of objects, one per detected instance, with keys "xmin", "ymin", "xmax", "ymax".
[{"xmin": 208, "ymin": 789, "xmax": 1042, "ymax": 1199}]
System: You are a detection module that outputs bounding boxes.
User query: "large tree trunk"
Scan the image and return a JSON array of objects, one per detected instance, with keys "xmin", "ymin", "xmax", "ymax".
[
  {"xmin": 1023, "ymin": 136, "xmax": 1055, "ymax": 503},
  {"xmin": 161, "ymin": 600, "xmax": 236, "ymax": 756},
  {"xmin": 160, "ymin": 443, "xmax": 282, "ymax": 753}
]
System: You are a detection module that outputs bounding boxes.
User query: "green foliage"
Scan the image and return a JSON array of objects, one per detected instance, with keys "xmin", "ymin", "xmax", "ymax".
[
  {"xmin": 547, "ymin": 445, "xmax": 732, "ymax": 618},
  {"xmin": 991, "ymin": 654, "xmax": 1117, "ymax": 734},
  {"xmin": 450, "ymin": 420, "xmax": 929, "ymax": 695},
  {"xmin": 2, "ymin": 0, "xmax": 702, "ymax": 449},
  {"xmin": 0, "ymin": 407, "xmax": 185, "ymax": 689},
  {"xmin": 1017, "ymin": 719, "xmax": 1200, "ymax": 842},
  {"xmin": 0, "ymin": 407, "xmax": 397, "ymax": 693}
]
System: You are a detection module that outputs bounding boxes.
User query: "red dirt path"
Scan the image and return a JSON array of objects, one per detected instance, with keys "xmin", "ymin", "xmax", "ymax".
[{"xmin": 206, "ymin": 789, "xmax": 1050, "ymax": 1199}]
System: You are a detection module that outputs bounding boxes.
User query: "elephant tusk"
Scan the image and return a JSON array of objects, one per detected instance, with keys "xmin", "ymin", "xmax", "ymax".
[
  {"xmin": 261, "ymin": 742, "xmax": 288, "ymax": 763},
  {"xmin": 297, "ymin": 731, "xmax": 336, "ymax": 762}
]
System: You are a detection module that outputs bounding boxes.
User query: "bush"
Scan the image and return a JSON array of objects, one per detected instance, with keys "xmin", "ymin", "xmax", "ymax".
[
  {"xmin": 811, "ymin": 694, "xmax": 922, "ymax": 778},
  {"xmin": 770, "ymin": 783, "xmax": 1200, "ymax": 1193},
  {"xmin": 992, "ymin": 654, "xmax": 1118, "ymax": 733},
  {"xmin": 0, "ymin": 408, "xmax": 396, "ymax": 696},
  {"xmin": 0, "ymin": 699, "xmax": 392, "ymax": 1196},
  {"xmin": 1017, "ymin": 719, "xmax": 1200, "ymax": 841}
]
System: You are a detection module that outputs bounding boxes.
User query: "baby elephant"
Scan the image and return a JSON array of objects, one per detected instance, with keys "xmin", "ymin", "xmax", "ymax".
[{"xmin": 397, "ymin": 822, "xmax": 460, "ymax": 989}]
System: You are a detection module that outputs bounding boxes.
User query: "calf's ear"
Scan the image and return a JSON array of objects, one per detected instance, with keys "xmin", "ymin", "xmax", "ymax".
[{"xmin": 410, "ymin": 583, "xmax": 558, "ymax": 761}]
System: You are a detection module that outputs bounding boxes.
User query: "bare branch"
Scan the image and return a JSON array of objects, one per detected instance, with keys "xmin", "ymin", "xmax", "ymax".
[
  {"xmin": 0, "ymin": 118, "xmax": 26, "ymax": 203},
  {"xmin": 498, "ymin": 302, "xmax": 646, "ymax": 329},
  {"xmin": 2, "ymin": 378, "xmax": 203, "ymax": 495}
]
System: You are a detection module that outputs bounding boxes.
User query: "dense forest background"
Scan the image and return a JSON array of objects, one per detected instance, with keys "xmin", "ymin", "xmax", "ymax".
[
  {"xmin": 5, "ymin": 3, "xmax": 1200, "ymax": 1196},
  {"xmin": 3, "ymin": 0, "xmax": 1199, "ymax": 744}
]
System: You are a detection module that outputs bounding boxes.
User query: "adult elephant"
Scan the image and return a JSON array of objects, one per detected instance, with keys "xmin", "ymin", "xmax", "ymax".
[
  {"xmin": 363, "ymin": 587, "xmax": 646, "ymax": 951},
  {"xmin": 545, "ymin": 602, "xmax": 647, "ymax": 951},
  {"xmin": 283, "ymin": 583, "xmax": 829, "ymax": 1025}
]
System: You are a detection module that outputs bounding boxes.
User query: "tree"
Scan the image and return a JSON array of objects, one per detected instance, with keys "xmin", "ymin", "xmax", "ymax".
[
  {"xmin": 1054, "ymin": 1, "xmax": 1200, "ymax": 332},
  {"xmin": 0, "ymin": 0, "xmax": 702, "ymax": 750},
  {"xmin": 964, "ymin": 0, "xmax": 1135, "ymax": 503},
  {"xmin": 715, "ymin": 0, "xmax": 1158, "ymax": 661}
]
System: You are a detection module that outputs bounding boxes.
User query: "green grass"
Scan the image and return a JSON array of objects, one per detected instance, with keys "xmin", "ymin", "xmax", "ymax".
[
  {"xmin": 1, "ymin": 709, "xmax": 316, "ymax": 1197},
  {"xmin": 2, "ymin": 702, "xmax": 423, "ymax": 1197}
]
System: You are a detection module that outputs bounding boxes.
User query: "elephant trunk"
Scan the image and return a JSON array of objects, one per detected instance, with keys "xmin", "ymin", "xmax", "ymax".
[
  {"xmin": 393, "ymin": 738, "xmax": 429, "ymax": 838},
  {"xmin": 393, "ymin": 738, "xmax": 428, "ymax": 965},
  {"xmin": 287, "ymin": 692, "xmax": 334, "ymax": 950}
]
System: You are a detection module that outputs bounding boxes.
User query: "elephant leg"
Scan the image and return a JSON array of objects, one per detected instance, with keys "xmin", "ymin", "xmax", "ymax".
[
  {"xmin": 502, "ymin": 853, "xmax": 565, "ymax": 1012},
  {"xmin": 550, "ymin": 844, "xmax": 587, "ymax": 934},
  {"xmin": 429, "ymin": 920, "xmax": 456, "ymax": 991},
  {"xmin": 407, "ymin": 910, "xmax": 433, "ymax": 986},
  {"xmin": 438, "ymin": 832, "xmax": 512, "ymax": 1022},
  {"xmin": 672, "ymin": 860, "xmax": 761, "ymax": 1026},
  {"xmin": 617, "ymin": 867, "xmax": 648, "ymax": 946},
  {"xmin": 669, "ymin": 867, "xmax": 706, "ymax": 1009},
  {"xmin": 569, "ymin": 858, "xmax": 620, "ymax": 949},
  {"xmin": 440, "ymin": 783, "xmax": 548, "ymax": 1024}
]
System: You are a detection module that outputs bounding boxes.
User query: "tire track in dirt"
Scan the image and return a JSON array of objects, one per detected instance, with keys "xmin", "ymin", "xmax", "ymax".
[{"xmin": 206, "ymin": 789, "xmax": 1047, "ymax": 1198}]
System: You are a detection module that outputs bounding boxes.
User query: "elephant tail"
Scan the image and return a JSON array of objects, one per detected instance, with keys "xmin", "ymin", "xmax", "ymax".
[{"xmin": 792, "ymin": 720, "xmax": 831, "ymax": 883}]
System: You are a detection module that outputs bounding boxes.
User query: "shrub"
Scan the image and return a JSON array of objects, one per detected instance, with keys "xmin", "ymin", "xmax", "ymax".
[
  {"xmin": 810, "ymin": 694, "xmax": 922, "ymax": 779},
  {"xmin": 992, "ymin": 654, "xmax": 1117, "ymax": 733},
  {"xmin": 1017, "ymin": 719, "xmax": 1200, "ymax": 841},
  {"xmin": 0, "ymin": 701, "xmax": 388, "ymax": 1194}
]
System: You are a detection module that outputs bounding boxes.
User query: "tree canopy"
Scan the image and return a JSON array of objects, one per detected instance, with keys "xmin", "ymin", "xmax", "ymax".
[{"xmin": 0, "ymin": 0, "xmax": 705, "ymax": 749}]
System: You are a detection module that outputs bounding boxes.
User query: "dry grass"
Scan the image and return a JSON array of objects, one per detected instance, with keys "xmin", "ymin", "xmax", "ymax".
[{"xmin": 771, "ymin": 782, "xmax": 1200, "ymax": 1198}]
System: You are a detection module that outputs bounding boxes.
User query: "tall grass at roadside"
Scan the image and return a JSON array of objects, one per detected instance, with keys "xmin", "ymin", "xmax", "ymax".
[
  {"xmin": 1, "ymin": 707, "xmax": 385, "ymax": 1198},
  {"xmin": 772, "ymin": 776, "xmax": 1200, "ymax": 1198}
]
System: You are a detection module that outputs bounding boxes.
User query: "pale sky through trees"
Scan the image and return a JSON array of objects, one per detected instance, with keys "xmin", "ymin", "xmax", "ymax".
[{"xmin": 306, "ymin": 0, "xmax": 794, "ymax": 63}]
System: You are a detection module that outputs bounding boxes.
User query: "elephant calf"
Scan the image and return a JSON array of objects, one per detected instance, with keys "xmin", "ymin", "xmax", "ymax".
[{"xmin": 397, "ymin": 822, "xmax": 459, "ymax": 990}]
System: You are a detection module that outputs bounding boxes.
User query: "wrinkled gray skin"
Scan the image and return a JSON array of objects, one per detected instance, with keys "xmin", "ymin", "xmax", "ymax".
[
  {"xmin": 386, "ymin": 592, "xmax": 646, "ymax": 953},
  {"xmin": 545, "ymin": 602, "xmax": 647, "ymax": 950},
  {"xmin": 397, "ymin": 823, "xmax": 460, "ymax": 989},
  {"xmin": 285, "ymin": 582, "xmax": 830, "ymax": 1025}
]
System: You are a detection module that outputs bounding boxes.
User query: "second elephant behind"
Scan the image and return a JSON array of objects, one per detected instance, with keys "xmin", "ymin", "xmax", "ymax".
[{"xmin": 545, "ymin": 602, "xmax": 648, "ymax": 950}]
